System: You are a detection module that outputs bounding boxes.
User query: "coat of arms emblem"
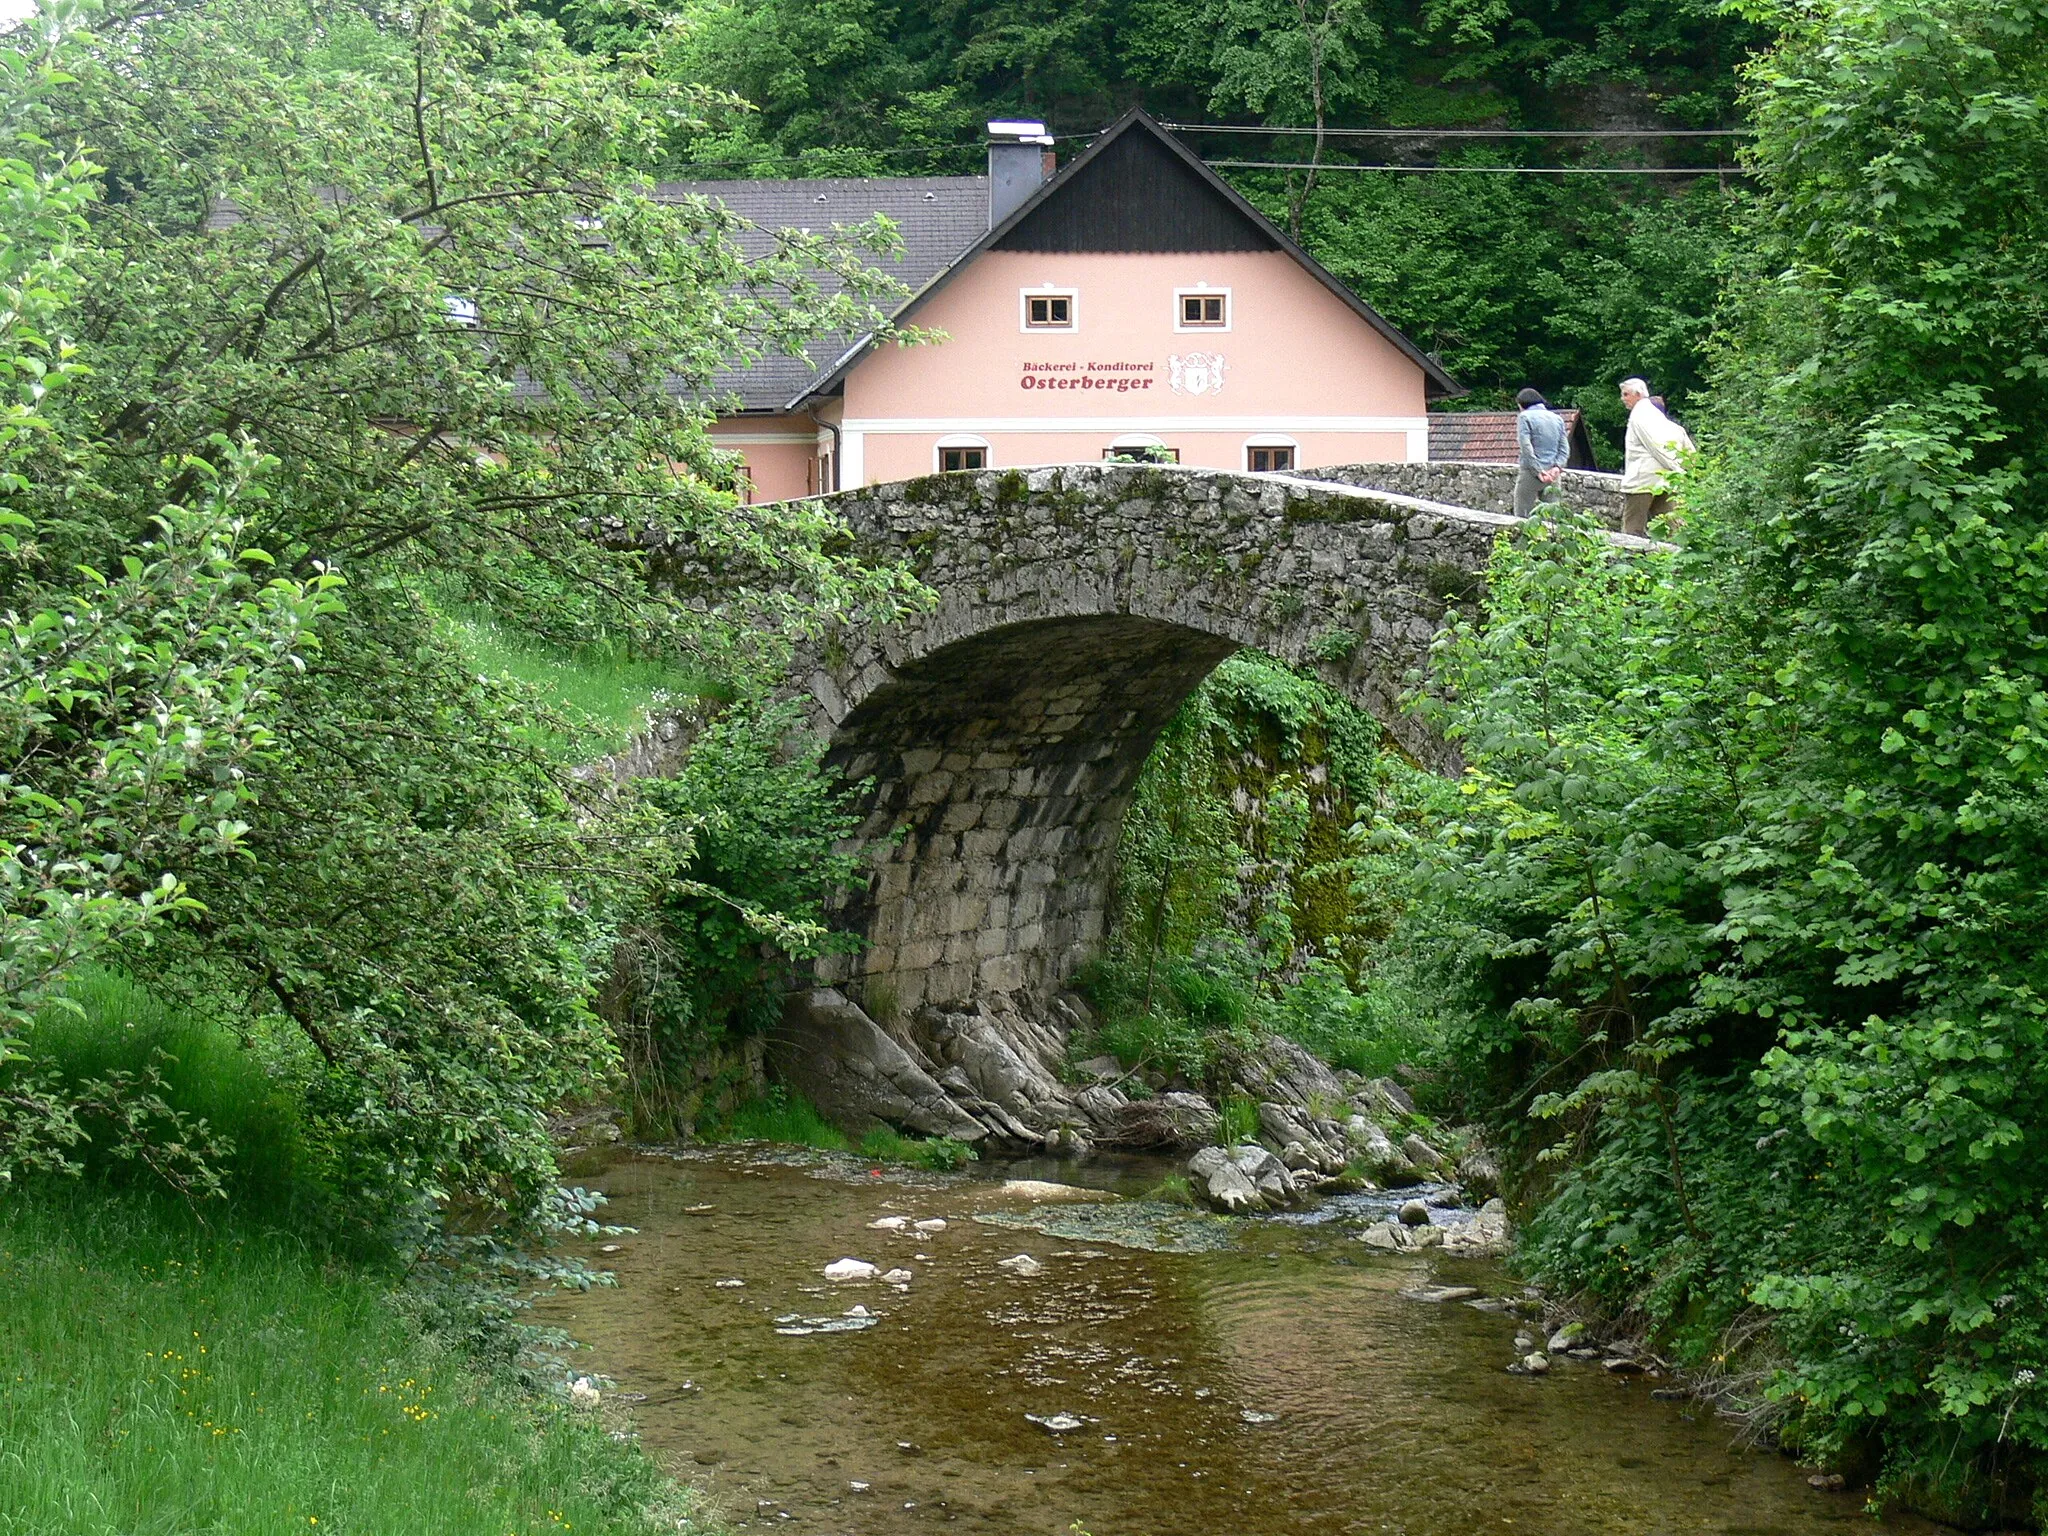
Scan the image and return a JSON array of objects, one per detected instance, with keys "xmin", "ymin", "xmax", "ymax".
[{"xmin": 1169, "ymin": 352, "xmax": 1226, "ymax": 397}]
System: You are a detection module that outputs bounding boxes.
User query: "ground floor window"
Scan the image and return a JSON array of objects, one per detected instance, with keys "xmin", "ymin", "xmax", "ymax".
[
  {"xmin": 1105, "ymin": 437, "xmax": 1178, "ymax": 465},
  {"xmin": 937, "ymin": 439, "xmax": 989, "ymax": 473},
  {"xmin": 1247, "ymin": 442, "xmax": 1296, "ymax": 473}
]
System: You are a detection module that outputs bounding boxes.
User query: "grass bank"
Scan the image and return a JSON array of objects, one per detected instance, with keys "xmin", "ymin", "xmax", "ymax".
[
  {"xmin": 709, "ymin": 1087, "xmax": 979, "ymax": 1170},
  {"xmin": 0, "ymin": 1191, "xmax": 712, "ymax": 1536},
  {"xmin": 0, "ymin": 972, "xmax": 715, "ymax": 1536}
]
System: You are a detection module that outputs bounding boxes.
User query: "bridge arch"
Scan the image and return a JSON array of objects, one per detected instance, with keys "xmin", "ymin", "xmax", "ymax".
[{"xmin": 789, "ymin": 462, "xmax": 1520, "ymax": 1024}]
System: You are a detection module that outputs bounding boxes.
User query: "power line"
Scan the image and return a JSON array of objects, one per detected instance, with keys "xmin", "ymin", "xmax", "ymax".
[
  {"xmin": 1207, "ymin": 159, "xmax": 1748, "ymax": 176},
  {"xmin": 1167, "ymin": 122, "xmax": 1751, "ymax": 138}
]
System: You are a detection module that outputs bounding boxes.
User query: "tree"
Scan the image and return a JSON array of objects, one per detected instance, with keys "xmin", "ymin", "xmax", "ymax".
[
  {"xmin": 6, "ymin": 0, "xmax": 923, "ymax": 1219},
  {"xmin": 1422, "ymin": 0, "xmax": 2048, "ymax": 1515}
]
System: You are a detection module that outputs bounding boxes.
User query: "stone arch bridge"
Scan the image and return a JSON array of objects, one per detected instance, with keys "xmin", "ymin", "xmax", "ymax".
[{"xmin": 701, "ymin": 461, "xmax": 1557, "ymax": 1141}]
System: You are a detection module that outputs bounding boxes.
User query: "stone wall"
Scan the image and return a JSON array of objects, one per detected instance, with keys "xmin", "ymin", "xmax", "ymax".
[
  {"xmin": 1304, "ymin": 460, "xmax": 1627, "ymax": 526},
  {"xmin": 785, "ymin": 462, "xmax": 1523, "ymax": 1024}
]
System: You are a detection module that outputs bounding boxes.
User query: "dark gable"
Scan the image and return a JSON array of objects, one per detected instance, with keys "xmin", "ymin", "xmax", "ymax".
[{"xmin": 994, "ymin": 127, "xmax": 1278, "ymax": 254}]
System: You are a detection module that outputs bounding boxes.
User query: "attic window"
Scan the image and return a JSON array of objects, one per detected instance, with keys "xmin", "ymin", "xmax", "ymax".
[
  {"xmin": 1175, "ymin": 287, "xmax": 1231, "ymax": 331},
  {"xmin": 1022, "ymin": 289, "xmax": 1076, "ymax": 331}
]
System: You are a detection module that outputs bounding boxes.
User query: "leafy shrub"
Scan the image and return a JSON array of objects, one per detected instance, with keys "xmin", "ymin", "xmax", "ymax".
[
  {"xmin": 1268, "ymin": 954, "xmax": 1440, "ymax": 1079},
  {"xmin": 615, "ymin": 700, "xmax": 868, "ymax": 1135}
]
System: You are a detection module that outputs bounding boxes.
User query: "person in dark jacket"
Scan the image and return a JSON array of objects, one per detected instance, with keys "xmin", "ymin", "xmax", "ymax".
[{"xmin": 1514, "ymin": 387, "xmax": 1570, "ymax": 516}]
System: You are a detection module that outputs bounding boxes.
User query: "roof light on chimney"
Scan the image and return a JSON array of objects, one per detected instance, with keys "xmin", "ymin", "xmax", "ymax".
[{"xmin": 986, "ymin": 119, "xmax": 1052, "ymax": 144}]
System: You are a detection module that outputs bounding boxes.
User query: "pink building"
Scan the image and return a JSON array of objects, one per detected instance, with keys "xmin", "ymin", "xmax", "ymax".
[{"xmin": 691, "ymin": 112, "xmax": 1460, "ymax": 501}]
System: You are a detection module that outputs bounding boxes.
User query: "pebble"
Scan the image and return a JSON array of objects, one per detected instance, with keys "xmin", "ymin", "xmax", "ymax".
[
  {"xmin": 913, "ymin": 1218, "xmax": 948, "ymax": 1232},
  {"xmin": 599, "ymin": 1243, "xmax": 622, "ymax": 1253},
  {"xmin": 1514, "ymin": 1333, "xmax": 1535, "ymax": 1352},
  {"xmin": 714, "ymin": 1278, "xmax": 745, "ymax": 1288},
  {"xmin": 824, "ymin": 1258, "xmax": 878, "ymax": 1281},
  {"xmin": 1240, "ymin": 1410, "xmax": 1279, "ymax": 1425},
  {"xmin": 996, "ymin": 1253, "xmax": 1044, "ymax": 1276},
  {"xmin": 881, "ymin": 1268, "xmax": 914, "ymax": 1284},
  {"xmin": 1521, "ymin": 1353, "xmax": 1551, "ymax": 1375},
  {"xmin": 849, "ymin": 1482, "xmax": 871, "ymax": 1494},
  {"xmin": 867, "ymin": 1216, "xmax": 910, "ymax": 1231},
  {"xmin": 1026, "ymin": 1412, "xmax": 1086, "ymax": 1433}
]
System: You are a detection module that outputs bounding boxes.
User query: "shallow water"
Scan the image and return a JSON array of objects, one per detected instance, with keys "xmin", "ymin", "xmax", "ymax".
[{"xmin": 540, "ymin": 1148, "xmax": 1941, "ymax": 1536}]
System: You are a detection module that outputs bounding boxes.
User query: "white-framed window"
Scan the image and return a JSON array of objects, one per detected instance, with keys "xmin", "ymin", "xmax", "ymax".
[
  {"xmin": 1174, "ymin": 285, "xmax": 1231, "ymax": 332},
  {"xmin": 1020, "ymin": 286, "xmax": 1078, "ymax": 332},
  {"xmin": 935, "ymin": 435, "xmax": 990, "ymax": 473},
  {"xmin": 1105, "ymin": 433, "xmax": 1178, "ymax": 465},
  {"xmin": 1245, "ymin": 436, "xmax": 1297, "ymax": 473}
]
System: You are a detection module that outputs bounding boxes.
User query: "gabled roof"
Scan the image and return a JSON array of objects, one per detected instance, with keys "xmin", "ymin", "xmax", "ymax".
[
  {"xmin": 793, "ymin": 109, "xmax": 1461, "ymax": 406},
  {"xmin": 1430, "ymin": 408, "xmax": 1599, "ymax": 469}
]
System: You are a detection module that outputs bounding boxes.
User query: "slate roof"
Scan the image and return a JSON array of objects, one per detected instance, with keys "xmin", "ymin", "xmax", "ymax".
[
  {"xmin": 655, "ymin": 177, "xmax": 988, "ymax": 412},
  {"xmin": 1429, "ymin": 408, "xmax": 1597, "ymax": 469}
]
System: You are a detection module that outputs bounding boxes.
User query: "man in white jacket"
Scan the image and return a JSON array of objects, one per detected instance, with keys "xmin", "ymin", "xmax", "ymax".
[{"xmin": 1618, "ymin": 377, "xmax": 1695, "ymax": 535}]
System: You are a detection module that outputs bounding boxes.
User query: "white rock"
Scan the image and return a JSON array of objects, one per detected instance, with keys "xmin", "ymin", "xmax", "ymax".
[
  {"xmin": 867, "ymin": 1216, "xmax": 910, "ymax": 1231},
  {"xmin": 913, "ymin": 1218, "xmax": 948, "ymax": 1232},
  {"xmin": 997, "ymin": 1179, "xmax": 1101, "ymax": 1202},
  {"xmin": 881, "ymin": 1268, "xmax": 914, "ymax": 1284},
  {"xmin": 714, "ymin": 1278, "xmax": 745, "ymax": 1288},
  {"xmin": 1026, "ymin": 1412, "xmax": 1086, "ymax": 1433},
  {"xmin": 995, "ymin": 1253, "xmax": 1044, "ymax": 1276},
  {"xmin": 849, "ymin": 1482, "xmax": 871, "ymax": 1494},
  {"xmin": 846, "ymin": 1304, "xmax": 870, "ymax": 1317},
  {"xmin": 824, "ymin": 1258, "xmax": 879, "ymax": 1281},
  {"xmin": 1522, "ymin": 1353, "xmax": 1551, "ymax": 1375},
  {"xmin": 569, "ymin": 1377, "xmax": 601, "ymax": 1409}
]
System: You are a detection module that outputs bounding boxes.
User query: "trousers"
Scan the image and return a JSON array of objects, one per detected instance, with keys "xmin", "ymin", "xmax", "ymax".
[
  {"xmin": 1513, "ymin": 467, "xmax": 1558, "ymax": 517},
  {"xmin": 1621, "ymin": 491, "xmax": 1672, "ymax": 536}
]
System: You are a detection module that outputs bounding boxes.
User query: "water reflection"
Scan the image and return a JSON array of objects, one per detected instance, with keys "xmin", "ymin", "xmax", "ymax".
[{"xmin": 538, "ymin": 1149, "xmax": 1938, "ymax": 1536}]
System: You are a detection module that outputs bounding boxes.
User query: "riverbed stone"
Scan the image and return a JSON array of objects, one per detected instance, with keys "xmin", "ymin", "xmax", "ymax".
[
  {"xmin": 824, "ymin": 1258, "xmax": 878, "ymax": 1281},
  {"xmin": 1401, "ymin": 1133, "xmax": 1447, "ymax": 1173},
  {"xmin": 1188, "ymin": 1145, "xmax": 1263, "ymax": 1212},
  {"xmin": 1398, "ymin": 1199, "xmax": 1430, "ymax": 1226}
]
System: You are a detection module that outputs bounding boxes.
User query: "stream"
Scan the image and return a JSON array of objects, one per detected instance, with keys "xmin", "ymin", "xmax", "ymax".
[{"xmin": 540, "ymin": 1147, "xmax": 1944, "ymax": 1536}]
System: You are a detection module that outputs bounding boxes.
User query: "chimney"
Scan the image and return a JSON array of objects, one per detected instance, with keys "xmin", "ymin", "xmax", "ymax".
[{"xmin": 987, "ymin": 120, "xmax": 1054, "ymax": 229}]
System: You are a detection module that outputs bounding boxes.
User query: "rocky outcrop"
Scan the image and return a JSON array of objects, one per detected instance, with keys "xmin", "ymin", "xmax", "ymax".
[
  {"xmin": 774, "ymin": 988, "xmax": 1500, "ymax": 1208},
  {"xmin": 769, "ymin": 989, "xmax": 990, "ymax": 1142}
]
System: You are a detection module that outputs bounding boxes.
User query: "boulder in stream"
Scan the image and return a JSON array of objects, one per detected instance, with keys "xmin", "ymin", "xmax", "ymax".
[{"xmin": 823, "ymin": 1258, "xmax": 878, "ymax": 1281}]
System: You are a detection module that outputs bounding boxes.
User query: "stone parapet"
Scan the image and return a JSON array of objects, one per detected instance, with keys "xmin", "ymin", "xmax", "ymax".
[{"xmin": 1302, "ymin": 460, "xmax": 1627, "ymax": 526}]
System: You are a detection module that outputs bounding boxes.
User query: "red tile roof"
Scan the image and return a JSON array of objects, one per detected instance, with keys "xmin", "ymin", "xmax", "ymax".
[{"xmin": 1430, "ymin": 408, "xmax": 1587, "ymax": 466}]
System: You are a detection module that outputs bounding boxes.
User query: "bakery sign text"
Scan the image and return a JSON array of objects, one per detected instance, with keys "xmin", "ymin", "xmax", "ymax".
[{"xmin": 1019, "ymin": 361, "xmax": 1157, "ymax": 392}]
